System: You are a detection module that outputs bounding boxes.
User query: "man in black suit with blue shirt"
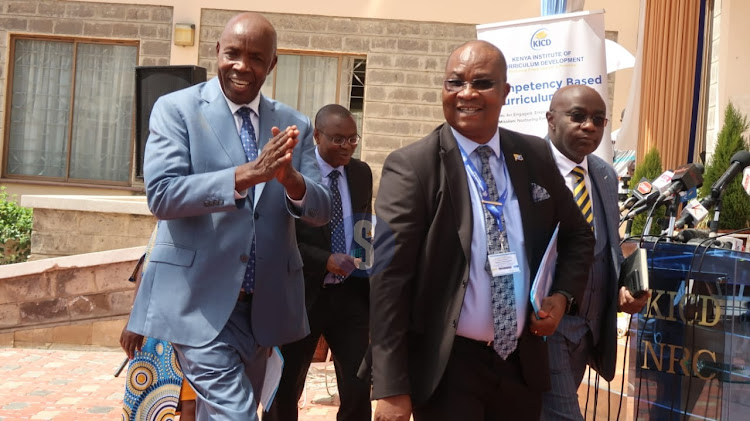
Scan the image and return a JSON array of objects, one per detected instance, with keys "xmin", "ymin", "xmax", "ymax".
[
  {"xmin": 369, "ymin": 40, "xmax": 595, "ymax": 421},
  {"xmin": 541, "ymin": 85, "xmax": 650, "ymax": 420},
  {"xmin": 264, "ymin": 104, "xmax": 373, "ymax": 421}
]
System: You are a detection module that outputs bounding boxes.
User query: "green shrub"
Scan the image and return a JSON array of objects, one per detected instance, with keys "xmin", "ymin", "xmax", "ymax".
[
  {"xmin": 0, "ymin": 187, "xmax": 33, "ymax": 264},
  {"xmin": 629, "ymin": 147, "xmax": 665, "ymax": 236},
  {"xmin": 699, "ymin": 102, "xmax": 750, "ymax": 230}
]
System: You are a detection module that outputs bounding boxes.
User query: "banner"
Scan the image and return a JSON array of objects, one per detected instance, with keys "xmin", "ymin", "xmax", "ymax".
[{"xmin": 477, "ymin": 10, "xmax": 612, "ymax": 162}]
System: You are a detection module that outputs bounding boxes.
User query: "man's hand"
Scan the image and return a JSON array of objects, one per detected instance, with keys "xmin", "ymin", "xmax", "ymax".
[
  {"xmin": 528, "ymin": 293, "xmax": 567, "ymax": 337},
  {"xmin": 120, "ymin": 326, "xmax": 144, "ymax": 360},
  {"xmin": 374, "ymin": 394, "xmax": 412, "ymax": 421},
  {"xmin": 326, "ymin": 253, "xmax": 358, "ymax": 277},
  {"xmin": 234, "ymin": 126, "xmax": 304, "ymax": 196},
  {"xmin": 618, "ymin": 286, "xmax": 650, "ymax": 314}
]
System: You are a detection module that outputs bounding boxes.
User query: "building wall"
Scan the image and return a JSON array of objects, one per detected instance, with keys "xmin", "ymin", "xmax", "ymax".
[{"xmin": 1, "ymin": 0, "xmax": 646, "ymax": 199}]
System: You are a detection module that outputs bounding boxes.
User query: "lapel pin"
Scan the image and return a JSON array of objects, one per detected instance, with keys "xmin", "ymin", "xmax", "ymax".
[{"xmin": 514, "ymin": 154, "xmax": 524, "ymax": 161}]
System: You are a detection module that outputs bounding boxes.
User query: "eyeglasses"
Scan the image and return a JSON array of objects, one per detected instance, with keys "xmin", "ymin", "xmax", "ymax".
[
  {"xmin": 319, "ymin": 131, "xmax": 360, "ymax": 145},
  {"xmin": 552, "ymin": 110, "xmax": 608, "ymax": 128},
  {"xmin": 443, "ymin": 78, "xmax": 499, "ymax": 93}
]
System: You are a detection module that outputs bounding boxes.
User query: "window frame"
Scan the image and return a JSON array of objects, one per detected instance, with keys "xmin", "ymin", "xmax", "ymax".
[
  {"xmin": 263, "ymin": 49, "xmax": 366, "ymax": 110},
  {"xmin": 2, "ymin": 34, "xmax": 140, "ymax": 187}
]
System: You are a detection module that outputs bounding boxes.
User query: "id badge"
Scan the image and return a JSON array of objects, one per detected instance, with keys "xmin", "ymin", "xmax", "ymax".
[{"xmin": 488, "ymin": 252, "xmax": 520, "ymax": 277}]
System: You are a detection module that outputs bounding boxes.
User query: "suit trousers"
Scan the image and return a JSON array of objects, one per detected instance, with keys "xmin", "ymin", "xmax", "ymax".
[
  {"xmin": 540, "ymin": 328, "xmax": 593, "ymax": 421},
  {"xmin": 173, "ymin": 298, "xmax": 267, "ymax": 421},
  {"xmin": 263, "ymin": 280, "xmax": 371, "ymax": 421},
  {"xmin": 413, "ymin": 336, "xmax": 541, "ymax": 421}
]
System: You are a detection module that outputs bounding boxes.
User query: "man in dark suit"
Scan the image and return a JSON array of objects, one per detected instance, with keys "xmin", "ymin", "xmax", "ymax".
[
  {"xmin": 541, "ymin": 85, "xmax": 649, "ymax": 420},
  {"xmin": 129, "ymin": 12, "xmax": 330, "ymax": 419},
  {"xmin": 369, "ymin": 40, "xmax": 595, "ymax": 421},
  {"xmin": 263, "ymin": 104, "xmax": 373, "ymax": 421}
]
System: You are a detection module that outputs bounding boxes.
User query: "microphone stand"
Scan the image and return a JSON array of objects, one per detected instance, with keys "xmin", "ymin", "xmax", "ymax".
[
  {"xmin": 708, "ymin": 194, "xmax": 723, "ymax": 238},
  {"xmin": 663, "ymin": 198, "xmax": 680, "ymax": 239}
]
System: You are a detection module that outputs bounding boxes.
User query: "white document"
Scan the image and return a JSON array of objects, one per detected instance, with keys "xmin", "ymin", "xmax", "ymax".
[
  {"xmin": 530, "ymin": 223, "xmax": 559, "ymax": 316},
  {"xmin": 260, "ymin": 346, "xmax": 284, "ymax": 412}
]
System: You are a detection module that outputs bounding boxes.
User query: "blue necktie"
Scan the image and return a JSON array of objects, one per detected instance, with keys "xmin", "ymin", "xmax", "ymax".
[
  {"xmin": 476, "ymin": 146, "xmax": 517, "ymax": 359},
  {"xmin": 238, "ymin": 107, "xmax": 258, "ymax": 292},
  {"xmin": 329, "ymin": 170, "xmax": 346, "ymax": 284}
]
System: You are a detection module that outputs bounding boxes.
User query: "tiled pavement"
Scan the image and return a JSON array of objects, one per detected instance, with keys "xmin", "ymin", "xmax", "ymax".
[{"xmin": 0, "ymin": 347, "xmax": 341, "ymax": 420}]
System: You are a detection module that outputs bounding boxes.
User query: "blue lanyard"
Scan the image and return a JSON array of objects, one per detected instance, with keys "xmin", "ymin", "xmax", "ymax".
[{"xmin": 457, "ymin": 144, "xmax": 508, "ymax": 232}]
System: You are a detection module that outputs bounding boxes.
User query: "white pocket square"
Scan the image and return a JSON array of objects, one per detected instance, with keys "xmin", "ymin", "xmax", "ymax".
[{"xmin": 530, "ymin": 183, "xmax": 550, "ymax": 202}]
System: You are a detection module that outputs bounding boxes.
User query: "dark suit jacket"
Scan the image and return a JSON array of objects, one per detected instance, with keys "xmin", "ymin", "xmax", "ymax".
[
  {"xmin": 370, "ymin": 123, "xmax": 595, "ymax": 405},
  {"xmin": 296, "ymin": 158, "xmax": 374, "ymax": 308},
  {"xmin": 586, "ymin": 154, "xmax": 625, "ymax": 381}
]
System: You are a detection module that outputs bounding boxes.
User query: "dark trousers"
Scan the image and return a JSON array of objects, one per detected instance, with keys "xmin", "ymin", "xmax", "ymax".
[
  {"xmin": 262, "ymin": 280, "xmax": 371, "ymax": 421},
  {"xmin": 413, "ymin": 336, "xmax": 542, "ymax": 421}
]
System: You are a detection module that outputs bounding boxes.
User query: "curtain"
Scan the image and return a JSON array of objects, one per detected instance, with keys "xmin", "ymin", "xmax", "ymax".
[
  {"xmin": 6, "ymin": 39, "xmax": 136, "ymax": 182},
  {"xmin": 541, "ymin": 0, "xmax": 567, "ymax": 15},
  {"xmin": 7, "ymin": 39, "xmax": 73, "ymax": 177},
  {"xmin": 636, "ymin": 0, "xmax": 703, "ymax": 170},
  {"xmin": 70, "ymin": 43, "xmax": 136, "ymax": 182}
]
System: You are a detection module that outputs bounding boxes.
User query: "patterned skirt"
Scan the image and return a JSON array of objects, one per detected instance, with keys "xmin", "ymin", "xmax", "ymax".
[{"xmin": 121, "ymin": 337, "xmax": 183, "ymax": 421}]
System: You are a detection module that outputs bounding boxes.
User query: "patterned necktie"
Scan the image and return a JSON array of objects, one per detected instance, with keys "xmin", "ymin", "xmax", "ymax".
[
  {"xmin": 329, "ymin": 170, "xmax": 346, "ymax": 283},
  {"xmin": 571, "ymin": 166, "xmax": 594, "ymax": 229},
  {"xmin": 476, "ymin": 146, "xmax": 517, "ymax": 359},
  {"xmin": 238, "ymin": 107, "xmax": 258, "ymax": 292}
]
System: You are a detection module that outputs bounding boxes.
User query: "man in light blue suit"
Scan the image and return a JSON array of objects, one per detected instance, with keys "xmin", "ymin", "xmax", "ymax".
[
  {"xmin": 541, "ymin": 85, "xmax": 648, "ymax": 420},
  {"xmin": 127, "ymin": 12, "xmax": 331, "ymax": 420}
]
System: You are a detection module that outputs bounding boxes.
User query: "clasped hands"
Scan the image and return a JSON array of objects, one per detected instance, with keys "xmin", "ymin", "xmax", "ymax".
[{"xmin": 235, "ymin": 125, "xmax": 306, "ymax": 199}]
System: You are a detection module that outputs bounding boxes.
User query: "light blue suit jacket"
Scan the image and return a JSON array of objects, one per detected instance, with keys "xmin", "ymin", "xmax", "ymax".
[{"xmin": 128, "ymin": 77, "xmax": 331, "ymax": 348}]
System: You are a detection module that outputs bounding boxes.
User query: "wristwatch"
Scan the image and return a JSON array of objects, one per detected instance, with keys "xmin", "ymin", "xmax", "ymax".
[{"xmin": 552, "ymin": 290, "xmax": 576, "ymax": 314}]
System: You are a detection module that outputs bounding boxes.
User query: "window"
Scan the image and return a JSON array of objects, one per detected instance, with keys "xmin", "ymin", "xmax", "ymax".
[
  {"xmin": 261, "ymin": 53, "xmax": 366, "ymax": 156},
  {"xmin": 3, "ymin": 36, "xmax": 138, "ymax": 185}
]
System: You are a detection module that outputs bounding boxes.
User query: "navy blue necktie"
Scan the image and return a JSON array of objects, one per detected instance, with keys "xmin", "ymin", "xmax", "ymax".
[
  {"xmin": 329, "ymin": 170, "xmax": 346, "ymax": 284},
  {"xmin": 238, "ymin": 107, "xmax": 258, "ymax": 292},
  {"xmin": 476, "ymin": 146, "xmax": 517, "ymax": 359}
]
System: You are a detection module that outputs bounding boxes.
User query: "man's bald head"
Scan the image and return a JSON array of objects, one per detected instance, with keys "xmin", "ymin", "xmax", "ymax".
[{"xmin": 546, "ymin": 85, "xmax": 608, "ymax": 163}]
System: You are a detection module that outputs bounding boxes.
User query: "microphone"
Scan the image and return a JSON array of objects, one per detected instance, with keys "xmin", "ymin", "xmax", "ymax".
[
  {"xmin": 651, "ymin": 170, "xmax": 674, "ymax": 194},
  {"xmin": 710, "ymin": 150, "xmax": 750, "ymax": 197},
  {"xmin": 627, "ymin": 170, "xmax": 673, "ymax": 211},
  {"xmin": 674, "ymin": 198, "xmax": 710, "ymax": 229},
  {"xmin": 623, "ymin": 190, "xmax": 660, "ymax": 220},
  {"xmin": 655, "ymin": 163, "xmax": 704, "ymax": 204},
  {"xmin": 619, "ymin": 178, "xmax": 649, "ymax": 212}
]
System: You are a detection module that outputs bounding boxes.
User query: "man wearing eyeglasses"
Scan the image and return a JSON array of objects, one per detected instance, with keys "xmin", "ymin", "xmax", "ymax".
[
  {"xmin": 263, "ymin": 104, "xmax": 373, "ymax": 421},
  {"xmin": 369, "ymin": 40, "xmax": 594, "ymax": 421},
  {"xmin": 542, "ymin": 85, "xmax": 649, "ymax": 420}
]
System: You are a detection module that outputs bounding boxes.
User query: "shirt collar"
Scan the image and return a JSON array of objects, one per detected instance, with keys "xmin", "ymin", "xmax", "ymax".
[
  {"xmin": 451, "ymin": 127, "xmax": 502, "ymax": 159},
  {"xmin": 548, "ymin": 137, "xmax": 589, "ymax": 175},
  {"xmin": 222, "ymin": 90, "xmax": 261, "ymax": 117},
  {"xmin": 315, "ymin": 147, "xmax": 345, "ymax": 179}
]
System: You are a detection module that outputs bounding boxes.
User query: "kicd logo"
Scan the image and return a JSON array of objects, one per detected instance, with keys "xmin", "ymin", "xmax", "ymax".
[{"xmin": 530, "ymin": 28, "xmax": 552, "ymax": 50}]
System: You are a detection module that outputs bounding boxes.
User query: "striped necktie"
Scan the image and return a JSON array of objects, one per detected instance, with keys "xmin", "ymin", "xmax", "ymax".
[{"xmin": 571, "ymin": 166, "xmax": 594, "ymax": 229}]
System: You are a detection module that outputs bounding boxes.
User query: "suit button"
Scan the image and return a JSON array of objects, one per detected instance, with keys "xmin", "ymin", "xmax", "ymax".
[
  {"xmin": 451, "ymin": 320, "xmax": 457, "ymax": 328},
  {"xmin": 254, "ymin": 212, "xmax": 259, "ymax": 219},
  {"xmin": 462, "ymin": 280, "xmax": 468, "ymax": 287},
  {"xmin": 240, "ymin": 254, "xmax": 249, "ymax": 263}
]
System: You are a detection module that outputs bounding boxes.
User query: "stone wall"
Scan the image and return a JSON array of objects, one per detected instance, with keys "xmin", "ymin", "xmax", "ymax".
[
  {"xmin": 0, "ymin": 0, "xmax": 174, "ymax": 149},
  {"xmin": 199, "ymin": 9, "xmax": 477, "ymax": 194},
  {"xmin": 0, "ymin": 247, "xmax": 142, "ymax": 348},
  {"xmin": 21, "ymin": 195, "xmax": 156, "ymax": 260}
]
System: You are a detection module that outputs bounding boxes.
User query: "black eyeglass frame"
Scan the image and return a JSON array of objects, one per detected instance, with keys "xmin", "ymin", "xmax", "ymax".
[
  {"xmin": 443, "ymin": 78, "xmax": 500, "ymax": 93},
  {"xmin": 318, "ymin": 131, "xmax": 361, "ymax": 145},
  {"xmin": 550, "ymin": 110, "xmax": 608, "ymax": 128}
]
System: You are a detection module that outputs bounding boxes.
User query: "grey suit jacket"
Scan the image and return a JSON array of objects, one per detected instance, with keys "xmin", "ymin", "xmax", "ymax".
[{"xmin": 128, "ymin": 77, "xmax": 331, "ymax": 348}]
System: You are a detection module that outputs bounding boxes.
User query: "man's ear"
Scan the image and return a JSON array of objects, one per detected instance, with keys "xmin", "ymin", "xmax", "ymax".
[{"xmin": 313, "ymin": 128, "xmax": 320, "ymax": 144}]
